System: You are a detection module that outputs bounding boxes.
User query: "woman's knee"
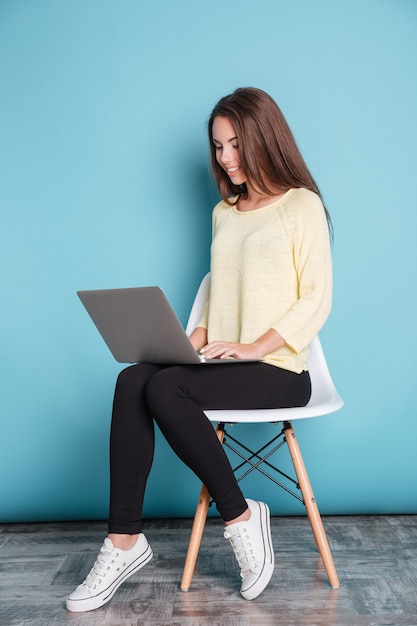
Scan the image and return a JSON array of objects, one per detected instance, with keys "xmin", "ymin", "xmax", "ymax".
[
  {"xmin": 115, "ymin": 364, "xmax": 141, "ymax": 392},
  {"xmin": 115, "ymin": 363, "xmax": 161, "ymax": 398}
]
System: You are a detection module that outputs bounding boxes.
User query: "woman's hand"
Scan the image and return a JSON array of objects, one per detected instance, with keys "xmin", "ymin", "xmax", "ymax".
[
  {"xmin": 200, "ymin": 329, "xmax": 286, "ymax": 361},
  {"xmin": 200, "ymin": 341, "xmax": 263, "ymax": 361}
]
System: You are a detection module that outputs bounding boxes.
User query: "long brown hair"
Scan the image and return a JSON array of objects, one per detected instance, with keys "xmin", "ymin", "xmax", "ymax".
[{"xmin": 208, "ymin": 87, "xmax": 332, "ymax": 234}]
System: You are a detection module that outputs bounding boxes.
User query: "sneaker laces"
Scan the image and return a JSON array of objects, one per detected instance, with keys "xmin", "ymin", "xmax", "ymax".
[
  {"xmin": 224, "ymin": 525, "xmax": 260, "ymax": 579},
  {"xmin": 82, "ymin": 539, "xmax": 121, "ymax": 591}
]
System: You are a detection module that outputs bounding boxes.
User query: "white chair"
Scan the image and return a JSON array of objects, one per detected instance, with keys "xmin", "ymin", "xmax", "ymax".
[{"xmin": 180, "ymin": 273, "xmax": 343, "ymax": 591}]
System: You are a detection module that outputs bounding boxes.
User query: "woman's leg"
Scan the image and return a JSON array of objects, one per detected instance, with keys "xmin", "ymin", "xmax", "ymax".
[
  {"xmin": 145, "ymin": 362, "xmax": 310, "ymax": 601},
  {"xmin": 67, "ymin": 363, "xmax": 162, "ymax": 613},
  {"xmin": 108, "ymin": 363, "xmax": 163, "ymax": 535},
  {"xmin": 145, "ymin": 362, "xmax": 311, "ymax": 522}
]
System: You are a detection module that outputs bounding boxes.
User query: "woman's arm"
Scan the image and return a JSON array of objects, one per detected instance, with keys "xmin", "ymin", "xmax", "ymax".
[
  {"xmin": 188, "ymin": 326, "xmax": 208, "ymax": 352},
  {"xmin": 271, "ymin": 194, "xmax": 332, "ymax": 353}
]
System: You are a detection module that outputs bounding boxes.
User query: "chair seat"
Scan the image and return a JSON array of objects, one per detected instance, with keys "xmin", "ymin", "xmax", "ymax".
[{"xmin": 204, "ymin": 393, "xmax": 343, "ymax": 424}]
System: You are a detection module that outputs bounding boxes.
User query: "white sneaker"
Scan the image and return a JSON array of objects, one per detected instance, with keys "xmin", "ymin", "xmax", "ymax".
[
  {"xmin": 66, "ymin": 534, "xmax": 153, "ymax": 612},
  {"xmin": 224, "ymin": 499, "xmax": 274, "ymax": 600}
]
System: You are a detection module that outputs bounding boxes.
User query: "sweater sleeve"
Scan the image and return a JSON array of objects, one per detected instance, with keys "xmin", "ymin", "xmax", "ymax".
[{"xmin": 271, "ymin": 192, "xmax": 332, "ymax": 354}]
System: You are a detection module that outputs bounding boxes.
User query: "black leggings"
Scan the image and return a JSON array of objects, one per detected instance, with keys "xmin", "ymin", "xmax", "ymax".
[{"xmin": 108, "ymin": 361, "xmax": 311, "ymax": 534}]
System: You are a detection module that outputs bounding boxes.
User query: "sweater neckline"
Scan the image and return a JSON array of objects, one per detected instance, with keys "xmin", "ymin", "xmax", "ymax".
[{"xmin": 230, "ymin": 188, "xmax": 296, "ymax": 216}]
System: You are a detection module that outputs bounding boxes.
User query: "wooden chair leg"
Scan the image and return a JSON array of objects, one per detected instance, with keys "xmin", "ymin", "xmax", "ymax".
[
  {"xmin": 284, "ymin": 422, "xmax": 340, "ymax": 588},
  {"xmin": 180, "ymin": 483, "xmax": 211, "ymax": 591},
  {"xmin": 180, "ymin": 424, "xmax": 225, "ymax": 591}
]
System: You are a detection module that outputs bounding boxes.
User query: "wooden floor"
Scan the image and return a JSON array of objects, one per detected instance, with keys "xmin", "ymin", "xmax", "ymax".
[{"xmin": 1, "ymin": 514, "xmax": 417, "ymax": 626}]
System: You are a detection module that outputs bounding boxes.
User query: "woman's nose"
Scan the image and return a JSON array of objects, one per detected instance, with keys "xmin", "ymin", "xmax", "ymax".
[{"xmin": 220, "ymin": 146, "xmax": 233, "ymax": 164}]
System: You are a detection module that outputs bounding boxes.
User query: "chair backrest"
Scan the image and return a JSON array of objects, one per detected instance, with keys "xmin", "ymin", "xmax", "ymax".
[
  {"xmin": 187, "ymin": 273, "xmax": 343, "ymax": 421},
  {"xmin": 186, "ymin": 273, "xmax": 211, "ymax": 336}
]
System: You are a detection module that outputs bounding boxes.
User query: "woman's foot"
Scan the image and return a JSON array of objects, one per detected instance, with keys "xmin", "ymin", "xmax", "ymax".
[
  {"xmin": 66, "ymin": 534, "xmax": 153, "ymax": 612},
  {"xmin": 224, "ymin": 499, "xmax": 274, "ymax": 600}
]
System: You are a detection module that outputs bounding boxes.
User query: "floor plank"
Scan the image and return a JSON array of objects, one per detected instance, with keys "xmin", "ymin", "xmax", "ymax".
[{"xmin": 1, "ymin": 515, "xmax": 417, "ymax": 625}]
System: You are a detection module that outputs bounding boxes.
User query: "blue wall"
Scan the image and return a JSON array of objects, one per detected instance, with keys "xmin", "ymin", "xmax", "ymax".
[{"xmin": 1, "ymin": 0, "xmax": 416, "ymax": 523}]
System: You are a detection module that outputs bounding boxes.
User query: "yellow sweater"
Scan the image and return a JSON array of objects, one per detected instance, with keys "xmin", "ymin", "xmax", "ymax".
[{"xmin": 199, "ymin": 188, "xmax": 332, "ymax": 373}]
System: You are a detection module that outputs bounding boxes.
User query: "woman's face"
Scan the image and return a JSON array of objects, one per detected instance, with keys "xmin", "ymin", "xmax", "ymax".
[{"xmin": 212, "ymin": 116, "xmax": 246, "ymax": 185}]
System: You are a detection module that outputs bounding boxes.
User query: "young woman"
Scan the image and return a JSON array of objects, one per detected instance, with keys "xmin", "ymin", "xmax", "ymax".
[{"xmin": 66, "ymin": 87, "xmax": 332, "ymax": 612}]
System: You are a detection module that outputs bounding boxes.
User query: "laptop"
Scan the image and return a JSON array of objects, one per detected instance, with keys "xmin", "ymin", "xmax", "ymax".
[{"xmin": 77, "ymin": 286, "xmax": 255, "ymax": 365}]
